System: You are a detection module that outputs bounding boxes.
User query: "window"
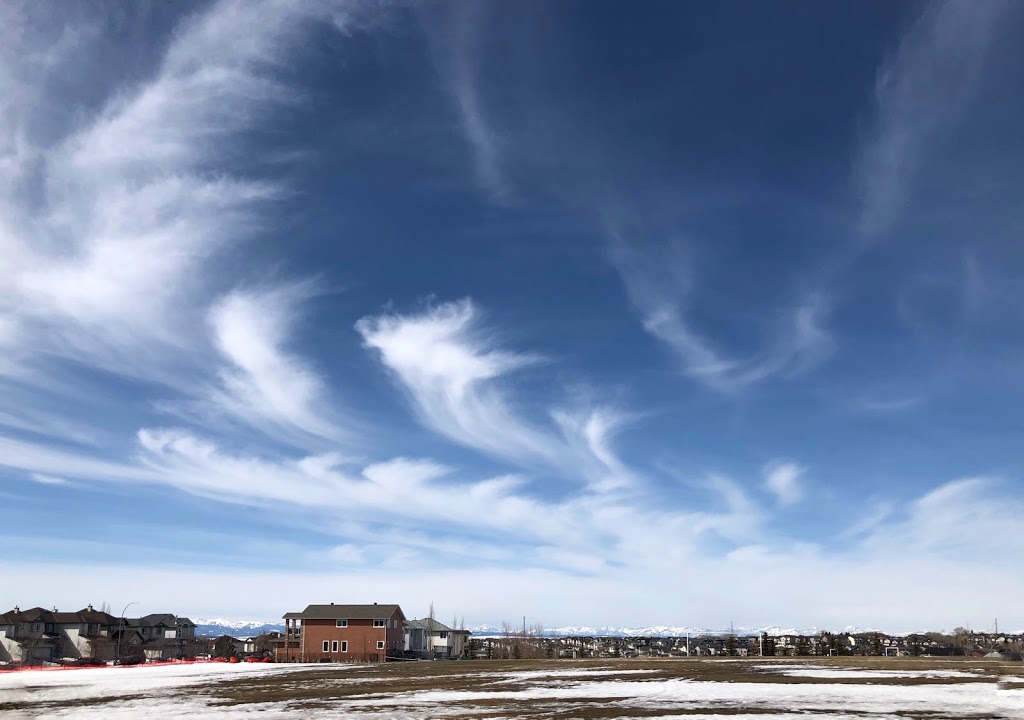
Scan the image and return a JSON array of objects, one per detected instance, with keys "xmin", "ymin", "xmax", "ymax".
[
  {"xmin": 373, "ymin": 619, "xmax": 385, "ymax": 628},
  {"xmin": 341, "ymin": 641, "xmax": 348, "ymax": 652},
  {"xmin": 440, "ymin": 632, "xmax": 448, "ymax": 639},
  {"xmin": 322, "ymin": 641, "xmax": 329, "ymax": 652},
  {"xmin": 331, "ymin": 640, "xmax": 338, "ymax": 652},
  {"xmin": 336, "ymin": 619, "xmax": 348, "ymax": 628},
  {"xmin": 376, "ymin": 640, "xmax": 384, "ymax": 649}
]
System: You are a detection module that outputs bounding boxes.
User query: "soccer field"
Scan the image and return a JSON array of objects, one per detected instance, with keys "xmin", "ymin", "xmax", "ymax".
[{"xmin": 2, "ymin": 657, "xmax": 1023, "ymax": 719}]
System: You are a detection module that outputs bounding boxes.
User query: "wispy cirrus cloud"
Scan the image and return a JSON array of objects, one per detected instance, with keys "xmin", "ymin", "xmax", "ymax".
[
  {"xmin": 357, "ymin": 299, "xmax": 640, "ymax": 491},
  {"xmin": 608, "ymin": 235, "xmax": 834, "ymax": 393},
  {"xmin": 855, "ymin": 0, "xmax": 1013, "ymax": 238},
  {"xmin": 204, "ymin": 282, "xmax": 348, "ymax": 445},
  {"xmin": 859, "ymin": 477, "xmax": 1024, "ymax": 563},
  {"xmin": 30, "ymin": 474, "xmax": 70, "ymax": 487},
  {"xmin": 0, "ymin": 0, "xmax": 382, "ymax": 445},
  {"xmin": 423, "ymin": 2, "xmax": 507, "ymax": 201}
]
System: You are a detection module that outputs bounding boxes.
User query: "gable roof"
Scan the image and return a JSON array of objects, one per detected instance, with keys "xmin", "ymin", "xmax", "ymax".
[
  {"xmin": 77, "ymin": 608, "xmax": 119, "ymax": 624},
  {"xmin": 16, "ymin": 607, "xmax": 55, "ymax": 622},
  {"xmin": 293, "ymin": 604, "xmax": 402, "ymax": 620},
  {"xmin": 405, "ymin": 618, "xmax": 471, "ymax": 634},
  {"xmin": 141, "ymin": 613, "xmax": 176, "ymax": 626}
]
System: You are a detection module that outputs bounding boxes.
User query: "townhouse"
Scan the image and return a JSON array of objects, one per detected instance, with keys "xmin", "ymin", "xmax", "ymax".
[{"xmin": 0, "ymin": 605, "xmax": 199, "ymax": 665}]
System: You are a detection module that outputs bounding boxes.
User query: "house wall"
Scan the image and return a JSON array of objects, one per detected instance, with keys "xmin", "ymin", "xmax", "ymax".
[
  {"xmin": 0, "ymin": 632, "xmax": 20, "ymax": 663},
  {"xmin": 295, "ymin": 609, "xmax": 405, "ymax": 662},
  {"xmin": 300, "ymin": 619, "xmax": 388, "ymax": 662},
  {"xmin": 60, "ymin": 627, "xmax": 86, "ymax": 658}
]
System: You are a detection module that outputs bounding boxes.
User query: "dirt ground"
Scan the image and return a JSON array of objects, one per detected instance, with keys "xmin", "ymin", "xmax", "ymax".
[{"xmin": 4, "ymin": 656, "xmax": 1023, "ymax": 719}]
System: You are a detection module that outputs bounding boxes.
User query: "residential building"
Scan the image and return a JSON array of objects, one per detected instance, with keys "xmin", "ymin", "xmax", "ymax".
[
  {"xmin": 0, "ymin": 606, "xmax": 122, "ymax": 664},
  {"xmin": 0, "ymin": 606, "xmax": 201, "ymax": 665},
  {"xmin": 276, "ymin": 603, "xmax": 405, "ymax": 662},
  {"xmin": 405, "ymin": 618, "xmax": 471, "ymax": 659}
]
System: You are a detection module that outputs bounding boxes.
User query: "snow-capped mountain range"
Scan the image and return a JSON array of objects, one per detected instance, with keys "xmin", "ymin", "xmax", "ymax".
[
  {"xmin": 194, "ymin": 618, "xmax": 868, "ymax": 639},
  {"xmin": 466, "ymin": 625, "xmax": 839, "ymax": 638},
  {"xmin": 194, "ymin": 619, "xmax": 286, "ymax": 637}
]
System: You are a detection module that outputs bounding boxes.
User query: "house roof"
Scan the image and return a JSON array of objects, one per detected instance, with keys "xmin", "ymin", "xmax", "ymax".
[
  {"xmin": 77, "ymin": 608, "xmax": 119, "ymax": 624},
  {"xmin": 17, "ymin": 607, "xmax": 55, "ymax": 622},
  {"xmin": 290, "ymin": 604, "xmax": 402, "ymax": 620},
  {"xmin": 405, "ymin": 618, "xmax": 471, "ymax": 634},
  {"xmin": 141, "ymin": 613, "xmax": 177, "ymax": 626}
]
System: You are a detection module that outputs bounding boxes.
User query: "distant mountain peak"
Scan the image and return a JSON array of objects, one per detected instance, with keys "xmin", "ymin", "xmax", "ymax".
[
  {"xmin": 468, "ymin": 624, "xmax": 827, "ymax": 638},
  {"xmin": 194, "ymin": 618, "xmax": 285, "ymax": 637}
]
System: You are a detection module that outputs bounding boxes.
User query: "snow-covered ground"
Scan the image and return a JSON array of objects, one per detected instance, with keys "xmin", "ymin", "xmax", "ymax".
[
  {"xmin": 2, "ymin": 660, "xmax": 1022, "ymax": 719},
  {"xmin": 0, "ymin": 663, "xmax": 332, "ymax": 719},
  {"xmin": 751, "ymin": 663, "xmax": 984, "ymax": 679}
]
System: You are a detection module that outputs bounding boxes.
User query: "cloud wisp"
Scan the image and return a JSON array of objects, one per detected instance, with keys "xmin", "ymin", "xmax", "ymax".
[
  {"xmin": 356, "ymin": 299, "xmax": 639, "ymax": 491},
  {"xmin": 0, "ymin": 0, "xmax": 378, "ymax": 446},
  {"xmin": 607, "ymin": 235, "xmax": 834, "ymax": 393},
  {"xmin": 204, "ymin": 282, "xmax": 348, "ymax": 446},
  {"xmin": 423, "ymin": 2, "xmax": 508, "ymax": 202},
  {"xmin": 855, "ymin": 0, "xmax": 1012, "ymax": 238}
]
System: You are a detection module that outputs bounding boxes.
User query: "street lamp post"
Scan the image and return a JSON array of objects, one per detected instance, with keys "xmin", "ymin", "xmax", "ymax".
[{"xmin": 116, "ymin": 601, "xmax": 139, "ymax": 661}]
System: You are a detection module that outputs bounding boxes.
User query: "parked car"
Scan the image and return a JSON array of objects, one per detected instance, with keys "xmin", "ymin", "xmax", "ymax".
[{"xmin": 114, "ymin": 656, "xmax": 143, "ymax": 666}]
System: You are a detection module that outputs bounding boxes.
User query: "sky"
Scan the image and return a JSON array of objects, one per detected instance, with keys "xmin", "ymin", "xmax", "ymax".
[{"xmin": 1, "ymin": 0, "xmax": 1023, "ymax": 633}]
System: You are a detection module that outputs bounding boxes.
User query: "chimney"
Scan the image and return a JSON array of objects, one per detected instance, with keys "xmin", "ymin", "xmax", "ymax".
[
  {"xmin": 14, "ymin": 606, "xmax": 19, "ymax": 613},
  {"xmin": 87, "ymin": 604, "xmax": 93, "ymax": 612}
]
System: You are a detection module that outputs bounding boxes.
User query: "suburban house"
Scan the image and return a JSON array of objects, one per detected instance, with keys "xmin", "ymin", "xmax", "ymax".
[
  {"xmin": 121, "ymin": 614, "xmax": 198, "ymax": 660},
  {"xmin": 405, "ymin": 618, "xmax": 471, "ymax": 659},
  {"xmin": 0, "ymin": 605, "xmax": 201, "ymax": 665},
  {"xmin": 241, "ymin": 631, "xmax": 282, "ymax": 656},
  {"xmin": 276, "ymin": 603, "xmax": 406, "ymax": 662},
  {"xmin": 0, "ymin": 606, "xmax": 123, "ymax": 664}
]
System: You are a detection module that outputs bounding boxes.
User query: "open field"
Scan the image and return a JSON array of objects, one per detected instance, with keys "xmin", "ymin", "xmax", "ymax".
[{"xmin": 2, "ymin": 657, "xmax": 1023, "ymax": 719}]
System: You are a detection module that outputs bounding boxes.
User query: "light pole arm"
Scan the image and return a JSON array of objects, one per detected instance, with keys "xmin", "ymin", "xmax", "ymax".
[{"xmin": 116, "ymin": 601, "xmax": 139, "ymax": 660}]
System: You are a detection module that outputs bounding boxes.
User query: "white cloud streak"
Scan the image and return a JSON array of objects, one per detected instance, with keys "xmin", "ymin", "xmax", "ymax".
[
  {"xmin": 356, "ymin": 299, "xmax": 637, "ymax": 491},
  {"xmin": 856, "ymin": 0, "xmax": 1013, "ymax": 237},
  {"xmin": 4, "ymin": 475, "xmax": 1022, "ymax": 630},
  {"xmin": 205, "ymin": 283, "xmax": 347, "ymax": 444},
  {"xmin": 608, "ymin": 236, "xmax": 834, "ymax": 392},
  {"xmin": 0, "ymin": 0, "xmax": 380, "ymax": 446},
  {"xmin": 426, "ymin": 3, "xmax": 507, "ymax": 201}
]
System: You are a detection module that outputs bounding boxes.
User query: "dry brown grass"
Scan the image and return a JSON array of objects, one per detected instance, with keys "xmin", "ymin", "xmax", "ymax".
[{"xmin": 3, "ymin": 656, "xmax": 1019, "ymax": 718}]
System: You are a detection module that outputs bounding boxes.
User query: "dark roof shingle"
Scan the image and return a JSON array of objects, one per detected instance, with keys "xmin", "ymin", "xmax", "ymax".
[{"xmin": 292, "ymin": 604, "xmax": 402, "ymax": 620}]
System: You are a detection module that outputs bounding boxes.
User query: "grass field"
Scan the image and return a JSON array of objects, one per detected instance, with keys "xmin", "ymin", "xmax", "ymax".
[{"xmin": 2, "ymin": 657, "xmax": 1023, "ymax": 719}]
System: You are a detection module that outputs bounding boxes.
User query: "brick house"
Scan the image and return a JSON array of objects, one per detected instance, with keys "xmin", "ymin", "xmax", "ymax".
[{"xmin": 276, "ymin": 603, "xmax": 405, "ymax": 663}]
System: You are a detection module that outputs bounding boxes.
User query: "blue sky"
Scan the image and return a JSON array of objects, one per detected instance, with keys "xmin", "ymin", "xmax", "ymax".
[{"xmin": 1, "ymin": 0, "xmax": 1022, "ymax": 632}]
